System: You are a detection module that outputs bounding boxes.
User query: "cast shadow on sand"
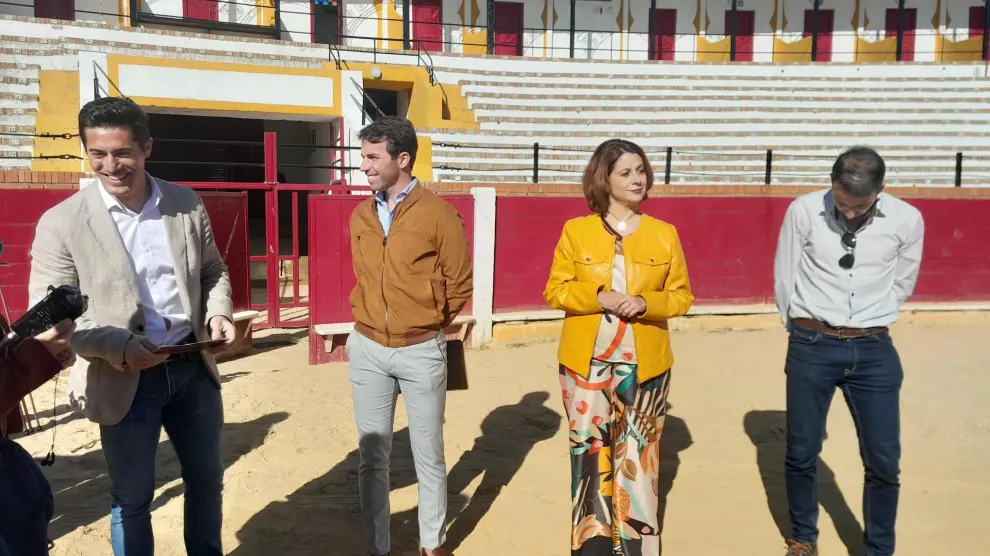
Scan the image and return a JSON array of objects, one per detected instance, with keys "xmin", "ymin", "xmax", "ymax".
[
  {"xmin": 45, "ymin": 412, "xmax": 288, "ymax": 542},
  {"xmin": 230, "ymin": 391, "xmax": 561, "ymax": 556},
  {"xmin": 744, "ymin": 410, "xmax": 864, "ymax": 556},
  {"xmin": 656, "ymin": 405, "xmax": 693, "ymax": 554}
]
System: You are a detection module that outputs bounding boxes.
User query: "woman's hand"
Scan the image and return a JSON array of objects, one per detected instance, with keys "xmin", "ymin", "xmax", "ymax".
[
  {"xmin": 613, "ymin": 295, "xmax": 647, "ymax": 319},
  {"xmin": 597, "ymin": 291, "xmax": 624, "ymax": 313},
  {"xmin": 33, "ymin": 318, "xmax": 77, "ymax": 367}
]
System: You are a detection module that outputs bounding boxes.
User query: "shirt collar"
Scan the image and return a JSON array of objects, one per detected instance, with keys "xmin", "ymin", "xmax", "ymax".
[
  {"xmin": 823, "ymin": 189, "xmax": 886, "ymax": 228},
  {"xmin": 375, "ymin": 178, "xmax": 418, "ymax": 206},
  {"xmin": 98, "ymin": 173, "xmax": 161, "ymax": 215}
]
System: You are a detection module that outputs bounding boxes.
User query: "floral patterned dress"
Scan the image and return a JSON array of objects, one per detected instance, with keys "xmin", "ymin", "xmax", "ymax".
[{"xmin": 559, "ymin": 223, "xmax": 672, "ymax": 555}]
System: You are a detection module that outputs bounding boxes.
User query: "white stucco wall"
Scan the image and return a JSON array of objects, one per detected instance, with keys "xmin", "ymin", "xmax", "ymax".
[
  {"xmin": 339, "ymin": 70, "xmax": 368, "ymax": 186},
  {"xmin": 73, "ymin": 0, "xmax": 122, "ymax": 25},
  {"xmin": 343, "ymin": 0, "xmax": 381, "ymax": 48},
  {"xmin": 278, "ymin": 0, "xmax": 313, "ymax": 42}
]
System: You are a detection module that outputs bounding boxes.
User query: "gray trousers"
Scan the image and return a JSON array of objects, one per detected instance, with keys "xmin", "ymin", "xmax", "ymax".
[{"xmin": 346, "ymin": 329, "xmax": 448, "ymax": 555}]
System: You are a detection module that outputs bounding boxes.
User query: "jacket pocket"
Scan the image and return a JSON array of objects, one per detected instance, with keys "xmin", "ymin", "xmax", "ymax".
[
  {"xmin": 573, "ymin": 251, "xmax": 608, "ymax": 283},
  {"xmin": 629, "ymin": 252, "xmax": 670, "ymax": 292}
]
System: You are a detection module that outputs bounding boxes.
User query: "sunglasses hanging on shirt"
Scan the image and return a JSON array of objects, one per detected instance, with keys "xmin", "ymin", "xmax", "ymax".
[{"xmin": 838, "ymin": 232, "xmax": 857, "ymax": 269}]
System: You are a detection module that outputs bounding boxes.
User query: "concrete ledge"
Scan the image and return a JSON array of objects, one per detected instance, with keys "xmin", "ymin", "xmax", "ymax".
[
  {"xmin": 313, "ymin": 314, "xmax": 476, "ymax": 338},
  {"xmin": 310, "ymin": 315, "xmax": 476, "ymax": 365}
]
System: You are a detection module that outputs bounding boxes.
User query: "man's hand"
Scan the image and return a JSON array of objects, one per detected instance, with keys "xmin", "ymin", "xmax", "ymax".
[
  {"xmin": 34, "ymin": 318, "xmax": 77, "ymax": 368},
  {"xmin": 124, "ymin": 336, "xmax": 168, "ymax": 372},
  {"xmin": 209, "ymin": 316, "xmax": 236, "ymax": 352},
  {"xmin": 613, "ymin": 295, "xmax": 648, "ymax": 320}
]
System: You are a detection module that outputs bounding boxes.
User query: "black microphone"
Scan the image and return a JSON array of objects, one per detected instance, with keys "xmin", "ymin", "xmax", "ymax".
[{"xmin": 0, "ymin": 285, "xmax": 89, "ymax": 351}]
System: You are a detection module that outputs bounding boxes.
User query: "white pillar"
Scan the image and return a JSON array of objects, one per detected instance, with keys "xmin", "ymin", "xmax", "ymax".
[
  {"xmin": 340, "ymin": 70, "xmax": 369, "ymax": 187},
  {"xmin": 470, "ymin": 186, "xmax": 496, "ymax": 347},
  {"xmin": 77, "ymin": 50, "xmax": 109, "ymax": 187}
]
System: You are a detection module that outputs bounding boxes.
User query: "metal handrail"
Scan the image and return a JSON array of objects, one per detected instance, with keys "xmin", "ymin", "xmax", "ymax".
[{"xmin": 351, "ymin": 77, "xmax": 387, "ymax": 122}]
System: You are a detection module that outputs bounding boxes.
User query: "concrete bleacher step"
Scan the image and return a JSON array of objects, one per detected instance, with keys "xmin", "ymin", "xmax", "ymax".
[
  {"xmin": 469, "ymin": 101, "xmax": 990, "ymax": 114},
  {"xmin": 455, "ymin": 77, "xmax": 990, "ymax": 90},
  {"xmin": 474, "ymin": 115, "xmax": 988, "ymax": 126}
]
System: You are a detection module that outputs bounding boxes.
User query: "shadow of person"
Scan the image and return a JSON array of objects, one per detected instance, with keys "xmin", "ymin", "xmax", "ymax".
[
  {"xmin": 229, "ymin": 428, "xmax": 419, "ymax": 556},
  {"xmin": 391, "ymin": 391, "xmax": 561, "ymax": 555},
  {"xmin": 45, "ymin": 411, "xmax": 289, "ymax": 541},
  {"xmin": 656, "ymin": 403, "xmax": 692, "ymax": 552},
  {"xmin": 743, "ymin": 410, "xmax": 864, "ymax": 555}
]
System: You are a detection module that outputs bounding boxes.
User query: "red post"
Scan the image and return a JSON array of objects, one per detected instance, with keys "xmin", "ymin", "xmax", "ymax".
[{"xmin": 264, "ymin": 131, "xmax": 278, "ymax": 184}]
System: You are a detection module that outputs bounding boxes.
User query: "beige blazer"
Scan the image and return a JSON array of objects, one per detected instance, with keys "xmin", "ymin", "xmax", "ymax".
[{"xmin": 28, "ymin": 177, "xmax": 233, "ymax": 426}]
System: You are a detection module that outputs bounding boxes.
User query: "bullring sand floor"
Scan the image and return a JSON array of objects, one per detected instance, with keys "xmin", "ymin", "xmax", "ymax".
[{"xmin": 16, "ymin": 323, "xmax": 990, "ymax": 555}]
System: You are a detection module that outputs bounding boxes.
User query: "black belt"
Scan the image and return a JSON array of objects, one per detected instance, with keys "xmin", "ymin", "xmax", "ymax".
[{"xmin": 791, "ymin": 318, "xmax": 888, "ymax": 339}]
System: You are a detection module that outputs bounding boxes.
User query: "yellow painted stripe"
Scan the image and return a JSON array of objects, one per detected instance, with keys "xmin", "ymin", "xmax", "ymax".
[{"xmin": 122, "ymin": 96, "xmax": 341, "ymax": 117}]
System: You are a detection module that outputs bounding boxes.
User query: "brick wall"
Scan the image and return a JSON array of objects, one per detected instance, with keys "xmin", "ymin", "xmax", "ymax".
[{"xmin": 0, "ymin": 170, "xmax": 89, "ymax": 189}]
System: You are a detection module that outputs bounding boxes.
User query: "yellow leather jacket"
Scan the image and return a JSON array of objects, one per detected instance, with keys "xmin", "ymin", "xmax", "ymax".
[{"xmin": 543, "ymin": 214, "xmax": 694, "ymax": 382}]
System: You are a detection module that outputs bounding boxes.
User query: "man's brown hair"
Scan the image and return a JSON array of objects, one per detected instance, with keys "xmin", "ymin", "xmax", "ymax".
[{"xmin": 581, "ymin": 139, "xmax": 654, "ymax": 214}]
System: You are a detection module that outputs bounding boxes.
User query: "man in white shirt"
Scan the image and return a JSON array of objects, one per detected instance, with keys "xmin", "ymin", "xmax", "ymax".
[
  {"xmin": 29, "ymin": 97, "xmax": 236, "ymax": 556},
  {"xmin": 773, "ymin": 146, "xmax": 924, "ymax": 556}
]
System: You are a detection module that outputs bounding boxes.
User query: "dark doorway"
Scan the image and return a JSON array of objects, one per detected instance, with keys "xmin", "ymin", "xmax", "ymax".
[
  {"xmin": 362, "ymin": 88, "xmax": 400, "ymax": 123},
  {"xmin": 146, "ymin": 113, "xmax": 265, "ymax": 183},
  {"xmin": 313, "ymin": 3, "xmax": 340, "ymax": 45}
]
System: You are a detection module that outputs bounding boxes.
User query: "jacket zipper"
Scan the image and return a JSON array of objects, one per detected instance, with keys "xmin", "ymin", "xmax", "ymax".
[
  {"xmin": 375, "ymin": 201, "xmax": 391, "ymax": 345},
  {"xmin": 381, "ymin": 235, "xmax": 389, "ymax": 344}
]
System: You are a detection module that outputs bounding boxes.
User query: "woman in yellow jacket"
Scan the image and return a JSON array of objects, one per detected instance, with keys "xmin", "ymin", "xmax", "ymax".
[{"xmin": 544, "ymin": 139, "xmax": 694, "ymax": 555}]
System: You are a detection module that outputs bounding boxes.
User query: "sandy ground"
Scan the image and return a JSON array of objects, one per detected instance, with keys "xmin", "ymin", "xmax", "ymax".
[{"xmin": 13, "ymin": 322, "xmax": 990, "ymax": 555}]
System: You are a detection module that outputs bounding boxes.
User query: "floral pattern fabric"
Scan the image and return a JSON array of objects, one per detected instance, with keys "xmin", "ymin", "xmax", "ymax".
[{"xmin": 560, "ymin": 360, "xmax": 670, "ymax": 555}]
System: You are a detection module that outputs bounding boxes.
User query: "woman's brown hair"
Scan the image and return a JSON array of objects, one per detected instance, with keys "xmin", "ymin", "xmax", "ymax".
[{"xmin": 581, "ymin": 139, "xmax": 654, "ymax": 215}]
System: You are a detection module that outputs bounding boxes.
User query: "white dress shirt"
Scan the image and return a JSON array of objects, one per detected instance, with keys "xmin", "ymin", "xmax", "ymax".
[
  {"xmin": 774, "ymin": 188, "xmax": 925, "ymax": 329},
  {"xmin": 98, "ymin": 177, "xmax": 192, "ymax": 346}
]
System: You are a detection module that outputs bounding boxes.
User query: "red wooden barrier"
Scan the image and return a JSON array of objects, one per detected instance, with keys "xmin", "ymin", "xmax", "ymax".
[
  {"xmin": 0, "ymin": 189, "xmax": 75, "ymax": 321},
  {"xmin": 197, "ymin": 192, "xmax": 251, "ymax": 312},
  {"xmin": 0, "ymin": 188, "xmax": 252, "ymax": 320},
  {"xmin": 492, "ymin": 195, "xmax": 990, "ymax": 312}
]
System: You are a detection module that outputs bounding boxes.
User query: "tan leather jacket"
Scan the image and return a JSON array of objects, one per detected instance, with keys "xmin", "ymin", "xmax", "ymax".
[{"xmin": 349, "ymin": 185, "xmax": 473, "ymax": 347}]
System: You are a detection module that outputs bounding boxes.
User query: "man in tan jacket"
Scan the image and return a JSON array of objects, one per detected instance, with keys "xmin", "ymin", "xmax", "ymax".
[{"xmin": 347, "ymin": 116, "xmax": 472, "ymax": 556}]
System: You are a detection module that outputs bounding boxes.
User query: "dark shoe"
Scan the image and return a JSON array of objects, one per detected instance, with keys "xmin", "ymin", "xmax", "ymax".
[
  {"xmin": 784, "ymin": 539, "xmax": 817, "ymax": 556},
  {"xmin": 421, "ymin": 549, "xmax": 447, "ymax": 556}
]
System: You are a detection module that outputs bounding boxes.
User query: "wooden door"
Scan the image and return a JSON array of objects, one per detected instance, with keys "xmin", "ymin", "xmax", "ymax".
[
  {"xmin": 885, "ymin": 8, "xmax": 917, "ymax": 61},
  {"xmin": 413, "ymin": 0, "xmax": 444, "ymax": 52},
  {"xmin": 650, "ymin": 8, "xmax": 677, "ymax": 61},
  {"xmin": 726, "ymin": 10, "xmax": 755, "ymax": 62},
  {"xmin": 803, "ymin": 9, "xmax": 834, "ymax": 61},
  {"xmin": 494, "ymin": 1, "xmax": 524, "ymax": 56},
  {"xmin": 183, "ymin": 0, "xmax": 218, "ymax": 21}
]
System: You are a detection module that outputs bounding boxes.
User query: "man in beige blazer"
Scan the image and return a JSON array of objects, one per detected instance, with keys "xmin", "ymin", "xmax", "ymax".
[{"xmin": 29, "ymin": 96, "xmax": 235, "ymax": 556}]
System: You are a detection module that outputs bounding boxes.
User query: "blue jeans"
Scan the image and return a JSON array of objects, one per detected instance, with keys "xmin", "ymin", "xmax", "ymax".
[
  {"xmin": 784, "ymin": 323, "xmax": 902, "ymax": 556},
  {"xmin": 99, "ymin": 358, "xmax": 224, "ymax": 556}
]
